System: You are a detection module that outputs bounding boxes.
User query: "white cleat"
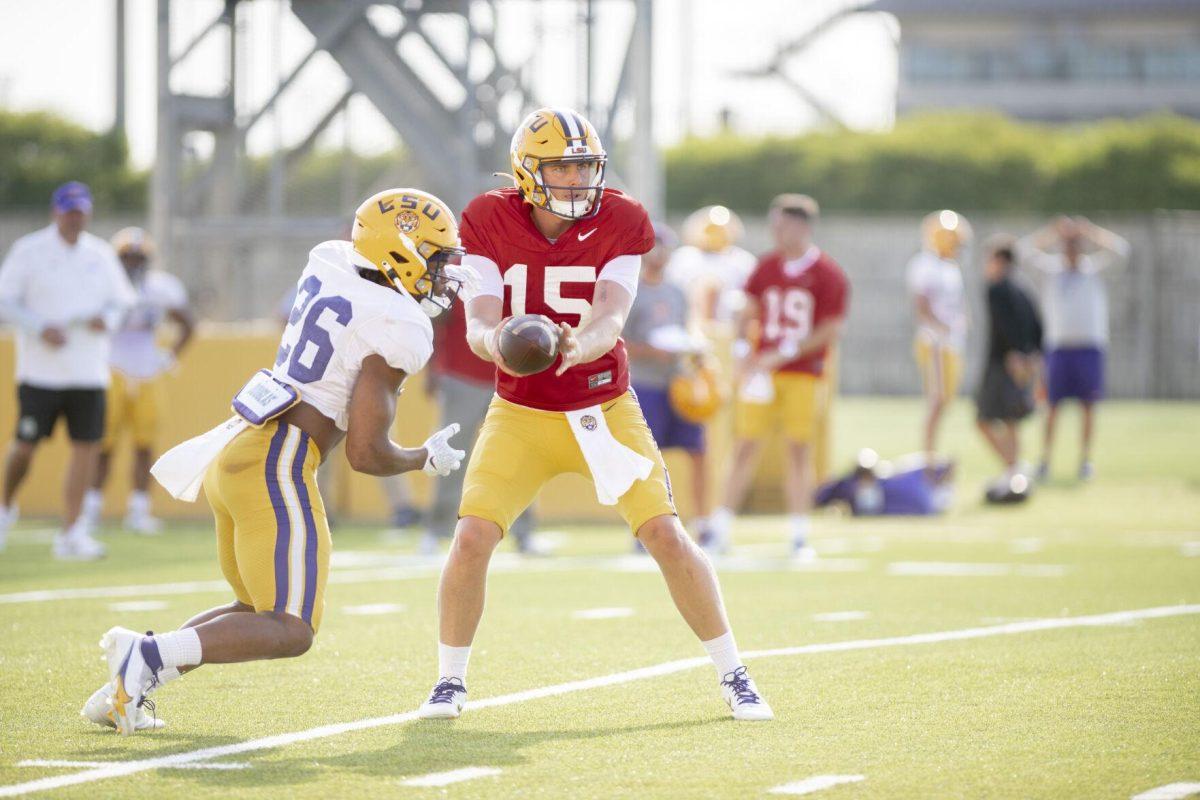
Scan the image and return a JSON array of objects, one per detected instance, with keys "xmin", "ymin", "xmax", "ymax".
[
  {"xmin": 99, "ymin": 627, "xmax": 160, "ymax": 735},
  {"xmin": 81, "ymin": 682, "xmax": 165, "ymax": 731},
  {"xmin": 791, "ymin": 543, "xmax": 818, "ymax": 563},
  {"xmin": 124, "ymin": 513, "xmax": 162, "ymax": 536},
  {"xmin": 53, "ymin": 530, "xmax": 107, "ymax": 561},
  {"xmin": 417, "ymin": 677, "xmax": 467, "ymax": 719},
  {"xmin": 720, "ymin": 666, "xmax": 775, "ymax": 721},
  {"xmin": 0, "ymin": 505, "xmax": 16, "ymax": 552}
]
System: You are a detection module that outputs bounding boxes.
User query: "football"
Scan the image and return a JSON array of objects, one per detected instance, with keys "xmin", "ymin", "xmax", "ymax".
[{"xmin": 498, "ymin": 314, "xmax": 560, "ymax": 376}]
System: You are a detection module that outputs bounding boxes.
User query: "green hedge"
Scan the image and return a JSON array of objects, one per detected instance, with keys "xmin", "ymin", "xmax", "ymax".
[
  {"xmin": 664, "ymin": 113, "xmax": 1200, "ymax": 213},
  {"xmin": 0, "ymin": 111, "xmax": 147, "ymax": 212}
]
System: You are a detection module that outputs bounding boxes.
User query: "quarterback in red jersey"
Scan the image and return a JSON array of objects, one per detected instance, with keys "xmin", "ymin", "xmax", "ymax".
[
  {"xmin": 708, "ymin": 194, "xmax": 850, "ymax": 557},
  {"xmin": 416, "ymin": 107, "xmax": 773, "ymax": 722}
]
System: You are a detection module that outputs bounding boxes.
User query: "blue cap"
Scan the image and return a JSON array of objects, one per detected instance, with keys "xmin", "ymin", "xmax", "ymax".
[
  {"xmin": 651, "ymin": 221, "xmax": 678, "ymax": 249},
  {"xmin": 51, "ymin": 181, "xmax": 93, "ymax": 214}
]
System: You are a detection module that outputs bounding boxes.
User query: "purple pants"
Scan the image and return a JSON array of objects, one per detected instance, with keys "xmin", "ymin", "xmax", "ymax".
[
  {"xmin": 633, "ymin": 384, "xmax": 706, "ymax": 453},
  {"xmin": 1046, "ymin": 346, "xmax": 1105, "ymax": 405}
]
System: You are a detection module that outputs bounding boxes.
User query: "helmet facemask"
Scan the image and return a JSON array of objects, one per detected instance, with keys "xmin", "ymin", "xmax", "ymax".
[
  {"xmin": 411, "ymin": 242, "xmax": 465, "ymax": 319},
  {"xmin": 529, "ymin": 155, "xmax": 606, "ymax": 220}
]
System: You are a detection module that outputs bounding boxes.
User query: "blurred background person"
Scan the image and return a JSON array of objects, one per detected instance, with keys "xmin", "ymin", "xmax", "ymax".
[
  {"xmin": 708, "ymin": 194, "xmax": 850, "ymax": 558},
  {"xmin": 0, "ymin": 182, "xmax": 134, "ymax": 558},
  {"xmin": 666, "ymin": 205, "xmax": 756, "ymax": 332},
  {"xmin": 422, "ymin": 297, "xmax": 540, "ymax": 556},
  {"xmin": 975, "ymin": 236, "xmax": 1043, "ymax": 493},
  {"xmin": 908, "ymin": 210, "xmax": 971, "ymax": 464},
  {"xmin": 81, "ymin": 227, "xmax": 194, "ymax": 535},
  {"xmin": 624, "ymin": 223, "xmax": 717, "ymax": 545},
  {"xmin": 1019, "ymin": 217, "xmax": 1130, "ymax": 482}
]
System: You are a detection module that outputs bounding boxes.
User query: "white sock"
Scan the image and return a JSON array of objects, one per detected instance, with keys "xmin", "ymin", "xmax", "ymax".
[
  {"xmin": 83, "ymin": 489, "xmax": 103, "ymax": 517},
  {"xmin": 67, "ymin": 518, "xmax": 92, "ymax": 538},
  {"xmin": 710, "ymin": 507, "xmax": 734, "ymax": 538},
  {"xmin": 438, "ymin": 642, "xmax": 471, "ymax": 683},
  {"xmin": 152, "ymin": 628, "xmax": 203, "ymax": 669},
  {"xmin": 128, "ymin": 491, "xmax": 151, "ymax": 517},
  {"xmin": 702, "ymin": 630, "xmax": 744, "ymax": 680},
  {"xmin": 789, "ymin": 514, "xmax": 812, "ymax": 545}
]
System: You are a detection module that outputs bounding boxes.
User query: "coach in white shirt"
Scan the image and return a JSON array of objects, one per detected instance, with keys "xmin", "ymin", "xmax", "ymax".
[
  {"xmin": 0, "ymin": 182, "xmax": 136, "ymax": 559},
  {"xmin": 1019, "ymin": 216, "xmax": 1130, "ymax": 483}
]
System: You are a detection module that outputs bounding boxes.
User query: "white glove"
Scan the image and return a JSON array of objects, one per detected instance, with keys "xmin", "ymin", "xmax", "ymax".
[{"xmin": 421, "ymin": 423, "xmax": 465, "ymax": 477}]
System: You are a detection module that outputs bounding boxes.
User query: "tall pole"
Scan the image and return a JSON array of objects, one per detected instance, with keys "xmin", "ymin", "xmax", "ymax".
[
  {"xmin": 151, "ymin": 0, "xmax": 174, "ymax": 267},
  {"xmin": 629, "ymin": 0, "xmax": 661, "ymax": 215},
  {"xmin": 114, "ymin": 0, "xmax": 127, "ymax": 137}
]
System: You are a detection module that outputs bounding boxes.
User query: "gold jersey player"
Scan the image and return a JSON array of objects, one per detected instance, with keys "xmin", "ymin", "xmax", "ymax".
[
  {"xmin": 416, "ymin": 108, "xmax": 773, "ymax": 722},
  {"xmin": 82, "ymin": 189, "xmax": 467, "ymax": 735}
]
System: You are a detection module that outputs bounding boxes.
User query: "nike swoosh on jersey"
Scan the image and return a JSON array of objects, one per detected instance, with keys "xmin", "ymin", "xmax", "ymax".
[{"xmin": 577, "ymin": 228, "xmax": 598, "ymax": 241}]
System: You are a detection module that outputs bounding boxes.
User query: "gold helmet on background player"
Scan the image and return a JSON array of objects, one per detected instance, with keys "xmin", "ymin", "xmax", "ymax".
[
  {"xmin": 509, "ymin": 107, "xmax": 607, "ymax": 220},
  {"xmin": 111, "ymin": 227, "xmax": 156, "ymax": 261},
  {"xmin": 352, "ymin": 188, "xmax": 465, "ymax": 318},
  {"xmin": 682, "ymin": 205, "xmax": 744, "ymax": 253},
  {"xmin": 921, "ymin": 209, "xmax": 972, "ymax": 260}
]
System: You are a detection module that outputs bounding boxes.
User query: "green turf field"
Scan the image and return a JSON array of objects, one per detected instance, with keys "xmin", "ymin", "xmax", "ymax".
[{"xmin": 0, "ymin": 398, "xmax": 1197, "ymax": 799}]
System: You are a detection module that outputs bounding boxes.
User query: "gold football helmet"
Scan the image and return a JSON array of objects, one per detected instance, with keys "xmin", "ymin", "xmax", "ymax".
[
  {"xmin": 111, "ymin": 227, "xmax": 156, "ymax": 260},
  {"xmin": 352, "ymin": 189, "xmax": 465, "ymax": 317},
  {"xmin": 509, "ymin": 107, "xmax": 607, "ymax": 220},
  {"xmin": 682, "ymin": 205, "xmax": 744, "ymax": 253},
  {"xmin": 922, "ymin": 209, "xmax": 972, "ymax": 260},
  {"xmin": 668, "ymin": 356, "xmax": 725, "ymax": 424}
]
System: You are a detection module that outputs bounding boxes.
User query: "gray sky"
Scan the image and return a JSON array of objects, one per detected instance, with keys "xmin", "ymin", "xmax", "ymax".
[{"xmin": 0, "ymin": 0, "xmax": 897, "ymax": 168}]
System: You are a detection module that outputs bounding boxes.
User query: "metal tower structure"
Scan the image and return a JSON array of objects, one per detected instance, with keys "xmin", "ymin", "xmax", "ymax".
[{"xmin": 151, "ymin": 0, "xmax": 660, "ymax": 319}]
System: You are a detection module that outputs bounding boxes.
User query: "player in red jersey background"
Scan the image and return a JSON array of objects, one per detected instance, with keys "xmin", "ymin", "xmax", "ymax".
[
  {"xmin": 416, "ymin": 107, "xmax": 774, "ymax": 723},
  {"xmin": 707, "ymin": 194, "xmax": 850, "ymax": 558}
]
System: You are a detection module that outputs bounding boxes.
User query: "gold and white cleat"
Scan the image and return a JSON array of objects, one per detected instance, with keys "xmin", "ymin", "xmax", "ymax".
[{"xmin": 81, "ymin": 682, "xmax": 165, "ymax": 731}]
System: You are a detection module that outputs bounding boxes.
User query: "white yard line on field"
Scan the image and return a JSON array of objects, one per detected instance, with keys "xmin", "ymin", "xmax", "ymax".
[
  {"xmin": 17, "ymin": 759, "xmax": 249, "ymax": 771},
  {"xmin": 572, "ymin": 607, "xmax": 635, "ymax": 620},
  {"xmin": 886, "ymin": 561, "xmax": 1066, "ymax": 578},
  {"xmin": 769, "ymin": 775, "xmax": 865, "ymax": 795},
  {"xmin": 343, "ymin": 603, "xmax": 407, "ymax": 616},
  {"xmin": 1130, "ymin": 782, "xmax": 1200, "ymax": 800},
  {"xmin": 107, "ymin": 601, "xmax": 169, "ymax": 613},
  {"xmin": 400, "ymin": 767, "xmax": 502, "ymax": 787},
  {"xmin": 0, "ymin": 604, "xmax": 1196, "ymax": 798}
]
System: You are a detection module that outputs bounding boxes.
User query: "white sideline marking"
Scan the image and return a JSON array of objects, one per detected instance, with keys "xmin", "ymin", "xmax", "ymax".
[
  {"xmin": 1, "ymin": 604, "xmax": 1196, "ymax": 798},
  {"xmin": 107, "ymin": 601, "xmax": 168, "ymax": 612},
  {"xmin": 400, "ymin": 767, "xmax": 502, "ymax": 787},
  {"xmin": 0, "ymin": 554, "xmax": 864, "ymax": 606},
  {"xmin": 573, "ymin": 607, "xmax": 634, "ymax": 620},
  {"xmin": 812, "ymin": 611, "xmax": 870, "ymax": 622},
  {"xmin": 887, "ymin": 561, "xmax": 1066, "ymax": 578},
  {"xmin": 1181, "ymin": 542, "xmax": 1200, "ymax": 558},
  {"xmin": 18, "ymin": 759, "xmax": 248, "ymax": 771},
  {"xmin": 1011, "ymin": 537, "xmax": 1044, "ymax": 554},
  {"xmin": 1131, "ymin": 782, "xmax": 1200, "ymax": 800},
  {"xmin": 769, "ymin": 775, "xmax": 865, "ymax": 795},
  {"xmin": 343, "ymin": 603, "xmax": 406, "ymax": 616}
]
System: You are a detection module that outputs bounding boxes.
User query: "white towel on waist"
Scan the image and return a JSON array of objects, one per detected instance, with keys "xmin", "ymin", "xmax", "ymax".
[
  {"xmin": 150, "ymin": 416, "xmax": 248, "ymax": 502},
  {"xmin": 564, "ymin": 404, "xmax": 654, "ymax": 505}
]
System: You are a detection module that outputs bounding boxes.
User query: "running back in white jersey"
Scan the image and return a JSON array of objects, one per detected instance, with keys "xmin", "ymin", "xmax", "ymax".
[
  {"xmin": 272, "ymin": 240, "xmax": 434, "ymax": 430},
  {"xmin": 110, "ymin": 270, "xmax": 188, "ymax": 379}
]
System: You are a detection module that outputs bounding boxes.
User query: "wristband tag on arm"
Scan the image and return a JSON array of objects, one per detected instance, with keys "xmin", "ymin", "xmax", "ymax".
[{"xmin": 231, "ymin": 369, "xmax": 301, "ymax": 427}]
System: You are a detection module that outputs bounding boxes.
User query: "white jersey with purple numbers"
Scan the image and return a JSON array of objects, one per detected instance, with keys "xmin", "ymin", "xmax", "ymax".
[{"xmin": 272, "ymin": 240, "xmax": 434, "ymax": 431}]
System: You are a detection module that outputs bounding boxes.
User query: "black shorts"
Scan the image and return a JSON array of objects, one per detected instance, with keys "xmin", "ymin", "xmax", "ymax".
[
  {"xmin": 15, "ymin": 384, "xmax": 106, "ymax": 443},
  {"xmin": 975, "ymin": 361, "xmax": 1034, "ymax": 422}
]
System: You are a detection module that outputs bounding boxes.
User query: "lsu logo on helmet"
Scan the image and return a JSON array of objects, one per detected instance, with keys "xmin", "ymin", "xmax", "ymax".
[
  {"xmin": 351, "ymin": 189, "xmax": 466, "ymax": 318},
  {"xmin": 509, "ymin": 107, "xmax": 608, "ymax": 220}
]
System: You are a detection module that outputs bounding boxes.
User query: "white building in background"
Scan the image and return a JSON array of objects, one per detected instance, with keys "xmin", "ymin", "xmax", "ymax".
[{"xmin": 869, "ymin": 0, "xmax": 1200, "ymax": 121}]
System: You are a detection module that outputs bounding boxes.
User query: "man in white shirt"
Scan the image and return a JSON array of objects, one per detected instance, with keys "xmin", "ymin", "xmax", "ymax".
[
  {"xmin": 907, "ymin": 210, "xmax": 971, "ymax": 463},
  {"xmin": 81, "ymin": 228, "xmax": 195, "ymax": 535},
  {"xmin": 665, "ymin": 205, "xmax": 757, "ymax": 329},
  {"xmin": 0, "ymin": 182, "xmax": 136, "ymax": 558},
  {"xmin": 1019, "ymin": 216, "xmax": 1130, "ymax": 481}
]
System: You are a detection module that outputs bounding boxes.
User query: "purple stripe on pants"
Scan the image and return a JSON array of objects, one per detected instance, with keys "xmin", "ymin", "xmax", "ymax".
[
  {"xmin": 266, "ymin": 424, "xmax": 291, "ymax": 614},
  {"xmin": 291, "ymin": 434, "xmax": 319, "ymax": 626}
]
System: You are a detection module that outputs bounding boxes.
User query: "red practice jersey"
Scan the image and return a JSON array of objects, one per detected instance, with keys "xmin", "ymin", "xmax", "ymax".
[
  {"xmin": 744, "ymin": 247, "xmax": 850, "ymax": 376},
  {"xmin": 432, "ymin": 300, "xmax": 494, "ymax": 386},
  {"xmin": 460, "ymin": 187, "xmax": 655, "ymax": 411}
]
